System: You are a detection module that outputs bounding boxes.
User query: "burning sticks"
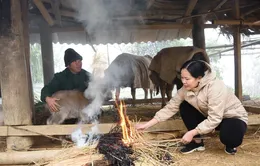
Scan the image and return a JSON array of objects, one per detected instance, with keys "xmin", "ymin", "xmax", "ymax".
[
  {"xmin": 97, "ymin": 101, "xmax": 136, "ymax": 165},
  {"xmin": 97, "ymin": 100, "xmax": 176, "ymax": 165}
]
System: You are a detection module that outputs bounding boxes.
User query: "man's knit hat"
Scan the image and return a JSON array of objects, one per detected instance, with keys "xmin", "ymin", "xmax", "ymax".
[{"xmin": 64, "ymin": 48, "xmax": 83, "ymax": 67}]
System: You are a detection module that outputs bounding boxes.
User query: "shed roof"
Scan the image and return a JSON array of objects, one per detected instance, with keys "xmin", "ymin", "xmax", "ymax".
[{"xmin": 29, "ymin": 0, "xmax": 260, "ymax": 45}]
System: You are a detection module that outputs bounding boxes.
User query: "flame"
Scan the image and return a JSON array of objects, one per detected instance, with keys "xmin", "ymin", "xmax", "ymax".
[{"xmin": 116, "ymin": 100, "xmax": 133, "ymax": 145}]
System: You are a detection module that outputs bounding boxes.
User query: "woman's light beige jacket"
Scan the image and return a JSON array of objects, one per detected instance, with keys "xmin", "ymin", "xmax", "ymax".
[{"xmin": 154, "ymin": 70, "xmax": 248, "ymax": 135}]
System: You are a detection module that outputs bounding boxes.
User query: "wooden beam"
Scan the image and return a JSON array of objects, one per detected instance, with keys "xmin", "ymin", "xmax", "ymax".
[
  {"xmin": 147, "ymin": 3, "xmax": 258, "ymax": 23},
  {"xmin": 212, "ymin": 20, "xmax": 260, "ymax": 26},
  {"xmin": 248, "ymin": 114, "xmax": 260, "ymax": 125},
  {"xmin": 208, "ymin": 39, "xmax": 260, "ymax": 56},
  {"xmin": 0, "ymin": 150, "xmax": 63, "ymax": 165},
  {"xmin": 183, "ymin": 0, "xmax": 198, "ymax": 20},
  {"xmin": 33, "ymin": 0, "xmax": 54, "ymax": 26},
  {"xmin": 212, "ymin": 0, "xmax": 228, "ymax": 11},
  {"xmin": 232, "ymin": 0, "xmax": 242, "ymax": 100},
  {"xmin": 0, "ymin": 119, "xmax": 186, "ymax": 137},
  {"xmin": 244, "ymin": 106, "xmax": 260, "ymax": 114},
  {"xmin": 0, "ymin": 113, "xmax": 260, "ymax": 137},
  {"xmin": 0, "ymin": 150, "xmax": 103, "ymax": 165},
  {"xmin": 50, "ymin": 0, "xmax": 61, "ymax": 25},
  {"xmin": 241, "ymin": 6, "xmax": 260, "ymax": 18},
  {"xmin": 177, "ymin": 0, "xmax": 197, "ymax": 39}
]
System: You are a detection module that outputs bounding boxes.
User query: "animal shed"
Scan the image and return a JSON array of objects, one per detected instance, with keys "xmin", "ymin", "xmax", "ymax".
[{"xmin": 1, "ymin": 0, "xmax": 260, "ymax": 165}]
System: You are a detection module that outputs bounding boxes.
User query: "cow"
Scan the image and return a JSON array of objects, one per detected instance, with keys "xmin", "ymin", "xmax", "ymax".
[
  {"xmin": 149, "ymin": 46, "xmax": 210, "ymax": 108},
  {"xmin": 46, "ymin": 90, "xmax": 91, "ymax": 125},
  {"xmin": 103, "ymin": 53, "xmax": 154, "ymax": 106}
]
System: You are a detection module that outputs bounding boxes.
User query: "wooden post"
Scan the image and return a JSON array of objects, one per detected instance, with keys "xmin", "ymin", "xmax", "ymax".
[
  {"xmin": 0, "ymin": 0, "xmax": 33, "ymax": 150},
  {"xmin": 192, "ymin": 10, "xmax": 205, "ymax": 49},
  {"xmin": 39, "ymin": 19, "xmax": 54, "ymax": 85},
  {"xmin": 21, "ymin": 0, "xmax": 35, "ymax": 123},
  {"xmin": 233, "ymin": 0, "xmax": 242, "ymax": 100}
]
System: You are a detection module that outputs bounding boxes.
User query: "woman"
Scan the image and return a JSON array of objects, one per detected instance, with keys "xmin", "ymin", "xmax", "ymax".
[{"xmin": 136, "ymin": 60, "xmax": 248, "ymax": 155}]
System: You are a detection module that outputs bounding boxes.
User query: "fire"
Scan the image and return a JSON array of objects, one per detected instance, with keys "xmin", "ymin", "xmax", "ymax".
[{"xmin": 116, "ymin": 100, "xmax": 134, "ymax": 145}]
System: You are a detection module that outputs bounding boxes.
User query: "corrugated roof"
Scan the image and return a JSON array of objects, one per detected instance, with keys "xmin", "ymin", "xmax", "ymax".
[
  {"xmin": 30, "ymin": 28, "xmax": 191, "ymax": 45},
  {"xmin": 28, "ymin": 0, "xmax": 260, "ymax": 45}
]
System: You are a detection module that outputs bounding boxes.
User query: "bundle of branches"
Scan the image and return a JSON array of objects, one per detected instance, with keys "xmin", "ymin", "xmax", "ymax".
[{"xmin": 97, "ymin": 126, "xmax": 135, "ymax": 166}]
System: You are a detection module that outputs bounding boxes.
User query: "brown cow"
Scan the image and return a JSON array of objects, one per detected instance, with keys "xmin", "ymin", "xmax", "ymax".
[{"xmin": 149, "ymin": 46, "xmax": 210, "ymax": 108}]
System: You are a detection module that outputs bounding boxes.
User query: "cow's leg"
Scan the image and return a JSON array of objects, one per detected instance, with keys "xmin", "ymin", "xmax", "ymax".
[
  {"xmin": 160, "ymin": 82, "xmax": 167, "ymax": 108},
  {"xmin": 131, "ymin": 87, "xmax": 136, "ymax": 107},
  {"xmin": 47, "ymin": 110, "xmax": 67, "ymax": 125},
  {"xmin": 166, "ymin": 84, "xmax": 174, "ymax": 101},
  {"xmin": 143, "ymin": 88, "xmax": 148, "ymax": 99},
  {"xmin": 149, "ymin": 89, "xmax": 153, "ymax": 104}
]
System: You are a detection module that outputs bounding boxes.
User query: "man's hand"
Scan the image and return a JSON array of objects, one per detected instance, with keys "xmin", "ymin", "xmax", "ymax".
[
  {"xmin": 46, "ymin": 96, "xmax": 60, "ymax": 112},
  {"xmin": 181, "ymin": 129, "xmax": 198, "ymax": 144}
]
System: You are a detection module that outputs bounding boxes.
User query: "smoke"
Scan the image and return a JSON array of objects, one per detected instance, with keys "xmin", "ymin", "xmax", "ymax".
[
  {"xmin": 71, "ymin": 123, "xmax": 100, "ymax": 147},
  {"xmin": 69, "ymin": 0, "xmax": 132, "ymax": 34}
]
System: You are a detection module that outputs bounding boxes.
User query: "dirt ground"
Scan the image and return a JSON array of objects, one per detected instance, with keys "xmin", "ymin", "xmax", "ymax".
[{"xmin": 1, "ymin": 103, "xmax": 260, "ymax": 165}]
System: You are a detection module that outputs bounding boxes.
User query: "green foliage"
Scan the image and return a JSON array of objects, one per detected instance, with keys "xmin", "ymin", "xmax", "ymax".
[{"xmin": 30, "ymin": 44, "xmax": 43, "ymax": 83}]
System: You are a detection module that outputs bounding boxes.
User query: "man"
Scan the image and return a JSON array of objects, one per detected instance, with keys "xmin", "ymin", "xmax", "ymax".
[{"xmin": 41, "ymin": 48, "xmax": 92, "ymax": 112}]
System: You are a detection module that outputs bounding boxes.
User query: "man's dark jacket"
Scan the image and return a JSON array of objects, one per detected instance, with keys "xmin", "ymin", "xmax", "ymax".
[{"xmin": 41, "ymin": 68, "xmax": 91, "ymax": 102}]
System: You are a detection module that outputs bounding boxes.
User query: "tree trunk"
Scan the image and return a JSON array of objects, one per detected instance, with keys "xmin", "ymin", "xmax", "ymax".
[{"xmin": 0, "ymin": 0, "xmax": 33, "ymax": 151}]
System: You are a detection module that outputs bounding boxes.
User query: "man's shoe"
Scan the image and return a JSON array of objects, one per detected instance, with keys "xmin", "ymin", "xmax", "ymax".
[
  {"xmin": 180, "ymin": 141, "xmax": 205, "ymax": 154},
  {"xmin": 225, "ymin": 147, "xmax": 237, "ymax": 155}
]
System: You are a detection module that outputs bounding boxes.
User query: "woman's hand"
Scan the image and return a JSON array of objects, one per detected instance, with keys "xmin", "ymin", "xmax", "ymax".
[
  {"xmin": 135, "ymin": 123, "xmax": 149, "ymax": 130},
  {"xmin": 135, "ymin": 118, "xmax": 159, "ymax": 131},
  {"xmin": 181, "ymin": 129, "xmax": 198, "ymax": 144},
  {"xmin": 46, "ymin": 96, "xmax": 60, "ymax": 112}
]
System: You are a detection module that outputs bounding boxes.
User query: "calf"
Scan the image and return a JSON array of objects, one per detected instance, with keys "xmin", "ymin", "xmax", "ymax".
[{"xmin": 46, "ymin": 90, "xmax": 90, "ymax": 125}]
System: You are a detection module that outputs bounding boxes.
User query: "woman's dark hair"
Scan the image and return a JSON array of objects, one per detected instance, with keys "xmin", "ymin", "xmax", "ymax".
[{"xmin": 180, "ymin": 60, "xmax": 208, "ymax": 78}]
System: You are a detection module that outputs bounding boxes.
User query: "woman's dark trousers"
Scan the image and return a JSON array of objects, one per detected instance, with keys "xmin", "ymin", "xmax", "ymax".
[{"xmin": 179, "ymin": 101, "xmax": 247, "ymax": 148}]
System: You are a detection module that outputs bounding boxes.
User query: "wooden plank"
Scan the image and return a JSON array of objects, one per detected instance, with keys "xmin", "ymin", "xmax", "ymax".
[
  {"xmin": 1, "ymin": 123, "xmax": 115, "ymax": 136},
  {"xmin": 244, "ymin": 106, "xmax": 260, "ymax": 114},
  {"xmin": 0, "ymin": 119, "xmax": 185, "ymax": 137},
  {"xmin": 1, "ymin": 114, "xmax": 259, "ymax": 137},
  {"xmin": 248, "ymin": 114, "xmax": 260, "ymax": 125},
  {"xmin": 33, "ymin": 0, "xmax": 54, "ymax": 26}
]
